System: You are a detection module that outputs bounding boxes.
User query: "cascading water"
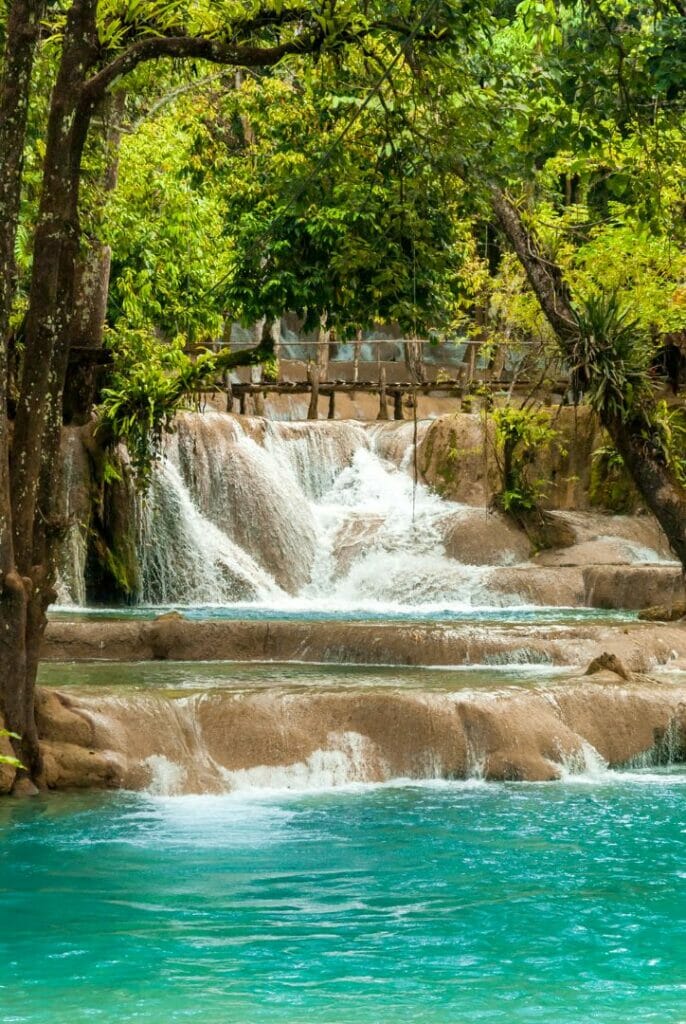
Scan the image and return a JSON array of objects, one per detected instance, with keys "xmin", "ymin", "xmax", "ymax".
[
  {"xmin": 55, "ymin": 428, "xmax": 90, "ymax": 606},
  {"xmin": 129, "ymin": 413, "xmax": 504, "ymax": 610},
  {"xmin": 55, "ymin": 411, "xmax": 676, "ymax": 611}
]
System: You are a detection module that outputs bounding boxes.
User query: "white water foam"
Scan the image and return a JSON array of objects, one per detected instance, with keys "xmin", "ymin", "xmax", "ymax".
[
  {"xmin": 57, "ymin": 412, "xmax": 674, "ymax": 616},
  {"xmin": 558, "ymin": 740, "xmax": 610, "ymax": 782},
  {"xmin": 144, "ymin": 754, "xmax": 189, "ymax": 796},
  {"xmin": 220, "ymin": 731, "xmax": 388, "ymax": 793}
]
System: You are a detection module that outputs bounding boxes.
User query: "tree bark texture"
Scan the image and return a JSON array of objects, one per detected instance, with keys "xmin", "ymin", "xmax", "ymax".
[
  {"xmin": 404, "ymin": 338, "xmax": 425, "ymax": 384},
  {"xmin": 64, "ymin": 90, "xmax": 126, "ymax": 423},
  {"xmin": 490, "ymin": 186, "xmax": 686, "ymax": 569},
  {"xmin": 0, "ymin": 0, "xmax": 47, "ymax": 781}
]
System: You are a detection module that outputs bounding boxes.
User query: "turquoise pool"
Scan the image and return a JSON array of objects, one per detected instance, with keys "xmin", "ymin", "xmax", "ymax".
[{"xmin": 1, "ymin": 771, "xmax": 685, "ymax": 1023}]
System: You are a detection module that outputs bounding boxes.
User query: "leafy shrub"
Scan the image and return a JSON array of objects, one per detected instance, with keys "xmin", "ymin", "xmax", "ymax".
[
  {"xmin": 572, "ymin": 291, "xmax": 653, "ymax": 421},
  {"xmin": 492, "ymin": 406, "xmax": 565, "ymax": 516}
]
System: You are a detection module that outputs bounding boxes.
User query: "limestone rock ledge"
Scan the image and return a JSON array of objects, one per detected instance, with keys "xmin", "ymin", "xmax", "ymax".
[
  {"xmin": 5, "ymin": 672, "xmax": 684, "ymax": 794},
  {"xmin": 43, "ymin": 617, "xmax": 686, "ymax": 670}
]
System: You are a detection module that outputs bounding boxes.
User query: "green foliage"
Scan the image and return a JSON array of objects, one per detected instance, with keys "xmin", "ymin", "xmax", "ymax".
[
  {"xmin": 590, "ymin": 404, "xmax": 686, "ymax": 512},
  {"xmin": 573, "ymin": 291, "xmax": 653, "ymax": 422},
  {"xmin": 6, "ymin": 0, "xmax": 685, "ymax": 484},
  {"xmin": 99, "ymin": 329, "xmax": 188, "ymax": 485},
  {"xmin": 217, "ymin": 68, "xmax": 471, "ymax": 338},
  {"xmin": 648, "ymin": 401, "xmax": 686, "ymax": 488},
  {"xmin": 492, "ymin": 406, "xmax": 565, "ymax": 516},
  {"xmin": 589, "ymin": 444, "xmax": 637, "ymax": 514},
  {"xmin": 0, "ymin": 730, "xmax": 24, "ymax": 770},
  {"xmin": 105, "ymin": 93, "xmax": 231, "ymax": 342},
  {"xmin": 99, "ymin": 326, "xmax": 273, "ymax": 485}
]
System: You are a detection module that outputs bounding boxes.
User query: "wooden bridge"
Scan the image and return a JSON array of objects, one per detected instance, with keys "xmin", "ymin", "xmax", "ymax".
[{"xmin": 204, "ymin": 372, "xmax": 571, "ymax": 420}]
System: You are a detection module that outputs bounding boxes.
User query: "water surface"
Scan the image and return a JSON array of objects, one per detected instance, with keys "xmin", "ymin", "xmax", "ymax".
[
  {"xmin": 37, "ymin": 660, "xmax": 574, "ymax": 695},
  {"xmin": 2, "ymin": 773, "xmax": 685, "ymax": 1023}
]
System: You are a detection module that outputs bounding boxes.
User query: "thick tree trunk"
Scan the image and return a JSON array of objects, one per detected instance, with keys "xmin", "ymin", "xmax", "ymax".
[
  {"xmin": 0, "ymin": 1, "xmax": 46, "ymax": 783},
  {"xmin": 12, "ymin": 0, "xmax": 98, "ymax": 566},
  {"xmin": 5, "ymin": 0, "xmax": 99, "ymax": 779},
  {"xmin": 490, "ymin": 186, "xmax": 686, "ymax": 569}
]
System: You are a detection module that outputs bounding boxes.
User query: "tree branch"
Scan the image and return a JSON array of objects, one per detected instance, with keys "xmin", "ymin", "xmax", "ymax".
[
  {"xmin": 83, "ymin": 29, "xmax": 324, "ymax": 103},
  {"xmin": 489, "ymin": 186, "xmax": 579, "ymax": 345}
]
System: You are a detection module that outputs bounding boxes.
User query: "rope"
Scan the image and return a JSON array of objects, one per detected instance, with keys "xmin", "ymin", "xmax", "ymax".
[{"xmin": 412, "ymin": 382, "xmax": 418, "ymax": 523}]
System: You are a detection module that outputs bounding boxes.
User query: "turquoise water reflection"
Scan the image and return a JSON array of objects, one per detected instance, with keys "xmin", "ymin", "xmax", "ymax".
[
  {"xmin": 1, "ymin": 773, "xmax": 685, "ymax": 1023},
  {"xmin": 49, "ymin": 604, "xmax": 636, "ymax": 625}
]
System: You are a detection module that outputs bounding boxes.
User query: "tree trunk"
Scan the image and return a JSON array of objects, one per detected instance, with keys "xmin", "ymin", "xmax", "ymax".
[
  {"xmin": 64, "ymin": 91, "xmax": 126, "ymax": 424},
  {"xmin": 0, "ymin": 0, "xmax": 46, "ymax": 783},
  {"xmin": 377, "ymin": 366, "xmax": 389, "ymax": 420},
  {"xmin": 5, "ymin": 0, "xmax": 99, "ymax": 779},
  {"xmin": 307, "ymin": 362, "xmax": 320, "ymax": 419},
  {"xmin": 317, "ymin": 312, "xmax": 330, "ymax": 383},
  {"xmin": 490, "ymin": 186, "xmax": 686, "ymax": 568},
  {"xmin": 352, "ymin": 329, "xmax": 362, "ymax": 388}
]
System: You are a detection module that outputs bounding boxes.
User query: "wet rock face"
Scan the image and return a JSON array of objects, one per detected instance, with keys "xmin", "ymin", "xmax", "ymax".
[
  {"xmin": 585, "ymin": 652, "xmax": 631, "ymax": 680},
  {"xmin": 584, "ymin": 566, "xmax": 685, "ymax": 610},
  {"xmin": 31, "ymin": 675, "xmax": 686, "ymax": 794},
  {"xmin": 34, "ymin": 690, "xmax": 124, "ymax": 791},
  {"xmin": 442, "ymin": 509, "xmax": 532, "ymax": 565},
  {"xmin": 43, "ymin": 617, "xmax": 686, "ymax": 672},
  {"xmin": 418, "ymin": 413, "xmax": 500, "ymax": 505},
  {"xmin": 639, "ymin": 602, "xmax": 686, "ymax": 623},
  {"xmin": 419, "ymin": 407, "xmax": 602, "ymax": 510}
]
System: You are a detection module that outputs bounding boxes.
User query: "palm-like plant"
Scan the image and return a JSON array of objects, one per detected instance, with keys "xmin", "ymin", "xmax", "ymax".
[{"xmin": 572, "ymin": 291, "xmax": 653, "ymax": 422}]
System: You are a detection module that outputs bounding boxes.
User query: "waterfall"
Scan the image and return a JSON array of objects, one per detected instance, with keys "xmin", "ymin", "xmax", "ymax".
[
  {"xmin": 55, "ymin": 429, "xmax": 90, "ymax": 606},
  {"xmin": 56, "ymin": 410, "xmax": 672, "ymax": 611},
  {"xmin": 124, "ymin": 412, "xmax": 502, "ymax": 610},
  {"xmin": 136, "ymin": 456, "xmax": 286, "ymax": 605}
]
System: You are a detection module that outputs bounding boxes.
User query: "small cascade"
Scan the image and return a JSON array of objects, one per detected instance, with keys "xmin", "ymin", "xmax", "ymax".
[
  {"xmin": 55, "ymin": 680, "xmax": 686, "ymax": 796},
  {"xmin": 263, "ymin": 419, "xmax": 371, "ymax": 499},
  {"xmin": 558, "ymin": 740, "xmax": 609, "ymax": 781},
  {"xmin": 171, "ymin": 414, "xmax": 319, "ymax": 592},
  {"xmin": 55, "ymin": 428, "xmax": 90, "ymax": 606},
  {"xmin": 625, "ymin": 715, "xmax": 685, "ymax": 769},
  {"xmin": 220, "ymin": 731, "xmax": 386, "ymax": 793},
  {"xmin": 137, "ymin": 457, "xmax": 285, "ymax": 605}
]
